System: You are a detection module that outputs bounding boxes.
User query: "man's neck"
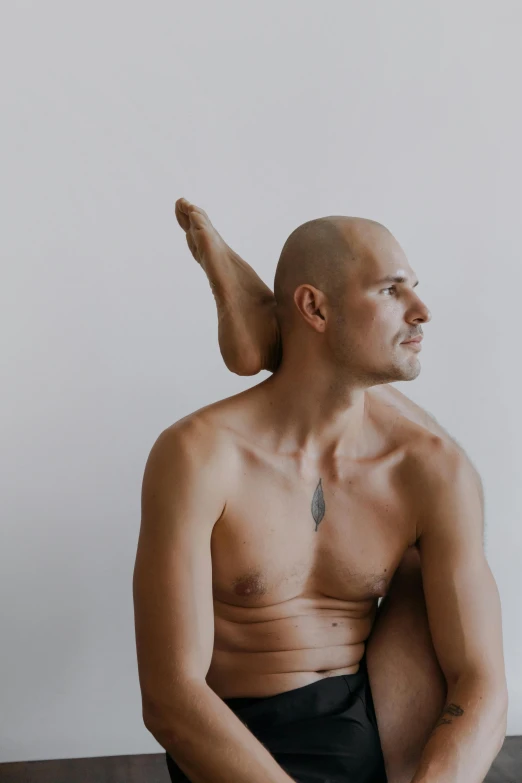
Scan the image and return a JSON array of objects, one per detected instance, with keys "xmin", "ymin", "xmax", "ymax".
[{"xmin": 257, "ymin": 358, "xmax": 371, "ymax": 460}]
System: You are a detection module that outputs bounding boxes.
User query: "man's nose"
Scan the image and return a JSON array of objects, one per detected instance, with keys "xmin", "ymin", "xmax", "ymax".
[{"xmin": 408, "ymin": 296, "xmax": 431, "ymax": 323}]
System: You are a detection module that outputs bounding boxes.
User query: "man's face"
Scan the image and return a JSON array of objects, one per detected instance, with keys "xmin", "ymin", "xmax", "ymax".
[{"xmin": 327, "ymin": 233, "xmax": 431, "ymax": 385}]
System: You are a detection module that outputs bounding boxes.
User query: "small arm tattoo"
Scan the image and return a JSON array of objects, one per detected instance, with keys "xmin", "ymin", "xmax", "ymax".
[
  {"xmin": 433, "ymin": 702, "xmax": 465, "ymax": 730},
  {"xmin": 311, "ymin": 479, "xmax": 325, "ymax": 531}
]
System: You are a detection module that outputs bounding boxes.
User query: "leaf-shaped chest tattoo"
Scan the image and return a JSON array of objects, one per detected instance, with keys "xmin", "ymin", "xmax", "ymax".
[{"xmin": 311, "ymin": 478, "xmax": 326, "ymax": 532}]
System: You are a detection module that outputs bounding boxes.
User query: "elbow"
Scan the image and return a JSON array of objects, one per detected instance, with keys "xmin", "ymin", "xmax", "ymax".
[
  {"xmin": 494, "ymin": 679, "xmax": 509, "ymax": 722},
  {"xmin": 143, "ymin": 708, "xmax": 184, "ymax": 745},
  {"xmin": 141, "ymin": 697, "xmax": 182, "ymax": 740},
  {"xmin": 499, "ymin": 688, "xmax": 509, "ymax": 738},
  {"xmin": 491, "ymin": 684, "xmax": 509, "ymax": 755},
  {"xmin": 143, "ymin": 712, "xmax": 159, "ymax": 737},
  {"xmin": 141, "ymin": 678, "xmax": 209, "ymax": 740},
  {"xmin": 496, "ymin": 710, "xmax": 508, "ymax": 756}
]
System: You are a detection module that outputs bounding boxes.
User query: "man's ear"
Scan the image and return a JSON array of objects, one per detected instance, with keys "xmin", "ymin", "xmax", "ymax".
[{"xmin": 293, "ymin": 284, "xmax": 327, "ymax": 332}]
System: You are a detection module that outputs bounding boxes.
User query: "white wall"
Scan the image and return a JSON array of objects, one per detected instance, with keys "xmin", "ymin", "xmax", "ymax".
[{"xmin": 1, "ymin": 0, "xmax": 520, "ymax": 764}]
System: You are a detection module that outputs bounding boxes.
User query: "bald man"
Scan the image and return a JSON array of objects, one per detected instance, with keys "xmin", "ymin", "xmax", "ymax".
[{"xmin": 132, "ymin": 200, "xmax": 508, "ymax": 783}]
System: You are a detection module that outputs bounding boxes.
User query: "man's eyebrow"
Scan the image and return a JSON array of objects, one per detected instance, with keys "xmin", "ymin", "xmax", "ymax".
[{"xmin": 375, "ymin": 274, "xmax": 419, "ymax": 287}]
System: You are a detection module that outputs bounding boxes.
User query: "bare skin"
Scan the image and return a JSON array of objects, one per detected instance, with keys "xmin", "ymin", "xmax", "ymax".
[
  {"xmin": 174, "ymin": 198, "xmax": 282, "ymax": 375},
  {"xmin": 174, "ymin": 196, "xmax": 476, "ymax": 463},
  {"xmin": 133, "ymin": 201, "xmax": 504, "ymax": 783},
  {"xmin": 181, "ymin": 383, "xmax": 426, "ymax": 698},
  {"xmin": 172, "ymin": 199, "xmax": 450, "ymax": 752}
]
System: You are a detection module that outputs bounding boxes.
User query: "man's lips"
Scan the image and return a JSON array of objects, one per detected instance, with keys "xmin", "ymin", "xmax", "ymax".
[{"xmin": 401, "ymin": 336, "xmax": 423, "ymax": 344}]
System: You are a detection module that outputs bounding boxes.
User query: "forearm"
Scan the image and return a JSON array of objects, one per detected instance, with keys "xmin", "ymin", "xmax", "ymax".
[
  {"xmin": 411, "ymin": 674, "xmax": 508, "ymax": 783},
  {"xmin": 146, "ymin": 680, "xmax": 295, "ymax": 783}
]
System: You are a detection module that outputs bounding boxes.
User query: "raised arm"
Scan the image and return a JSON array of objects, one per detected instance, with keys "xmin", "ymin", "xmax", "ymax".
[{"xmin": 132, "ymin": 418, "xmax": 294, "ymax": 783}]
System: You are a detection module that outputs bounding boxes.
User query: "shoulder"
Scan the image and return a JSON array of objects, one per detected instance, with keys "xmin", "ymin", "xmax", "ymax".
[
  {"xmin": 154, "ymin": 387, "xmax": 253, "ymax": 454},
  {"xmin": 145, "ymin": 405, "xmax": 240, "ymax": 492},
  {"xmin": 406, "ymin": 417, "xmax": 484, "ymax": 513},
  {"xmin": 151, "ymin": 380, "xmax": 270, "ymax": 468},
  {"xmin": 407, "ymin": 432, "xmax": 464, "ymax": 482},
  {"xmin": 371, "ymin": 384, "xmax": 485, "ymax": 509},
  {"xmin": 406, "ymin": 433, "xmax": 485, "ymax": 545},
  {"xmin": 140, "ymin": 411, "xmax": 240, "ymax": 535}
]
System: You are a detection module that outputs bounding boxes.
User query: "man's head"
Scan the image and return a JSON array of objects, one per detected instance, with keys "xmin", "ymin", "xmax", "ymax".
[{"xmin": 273, "ymin": 215, "xmax": 431, "ymax": 386}]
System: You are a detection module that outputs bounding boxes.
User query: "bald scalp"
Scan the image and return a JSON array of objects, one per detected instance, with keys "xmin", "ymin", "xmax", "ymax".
[{"xmin": 273, "ymin": 215, "xmax": 388, "ymax": 332}]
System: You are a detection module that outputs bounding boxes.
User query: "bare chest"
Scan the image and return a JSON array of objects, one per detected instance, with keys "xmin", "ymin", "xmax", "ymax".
[{"xmin": 211, "ymin": 452, "xmax": 417, "ymax": 611}]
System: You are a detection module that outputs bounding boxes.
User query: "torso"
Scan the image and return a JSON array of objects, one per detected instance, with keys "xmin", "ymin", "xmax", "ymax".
[{"xmin": 183, "ymin": 383, "xmax": 447, "ymax": 699}]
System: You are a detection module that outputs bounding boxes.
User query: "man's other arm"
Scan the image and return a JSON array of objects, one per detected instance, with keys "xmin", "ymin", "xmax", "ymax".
[
  {"xmin": 411, "ymin": 439, "xmax": 508, "ymax": 783},
  {"xmin": 133, "ymin": 419, "xmax": 295, "ymax": 783}
]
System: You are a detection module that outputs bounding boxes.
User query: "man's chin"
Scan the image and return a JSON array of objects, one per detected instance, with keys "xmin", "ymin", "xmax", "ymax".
[
  {"xmin": 377, "ymin": 360, "xmax": 421, "ymax": 384},
  {"xmin": 396, "ymin": 362, "xmax": 421, "ymax": 382}
]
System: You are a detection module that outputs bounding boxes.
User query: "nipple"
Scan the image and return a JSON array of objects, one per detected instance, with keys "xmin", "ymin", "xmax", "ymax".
[{"xmin": 232, "ymin": 572, "xmax": 267, "ymax": 597}]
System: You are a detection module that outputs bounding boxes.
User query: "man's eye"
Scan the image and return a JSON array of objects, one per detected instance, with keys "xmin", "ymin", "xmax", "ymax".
[{"xmin": 383, "ymin": 286, "xmax": 396, "ymax": 295}]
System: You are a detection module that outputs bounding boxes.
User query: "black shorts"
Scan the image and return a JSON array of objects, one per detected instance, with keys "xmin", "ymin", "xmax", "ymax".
[
  {"xmin": 166, "ymin": 655, "xmax": 387, "ymax": 783},
  {"xmin": 165, "ymin": 653, "xmax": 388, "ymax": 782}
]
